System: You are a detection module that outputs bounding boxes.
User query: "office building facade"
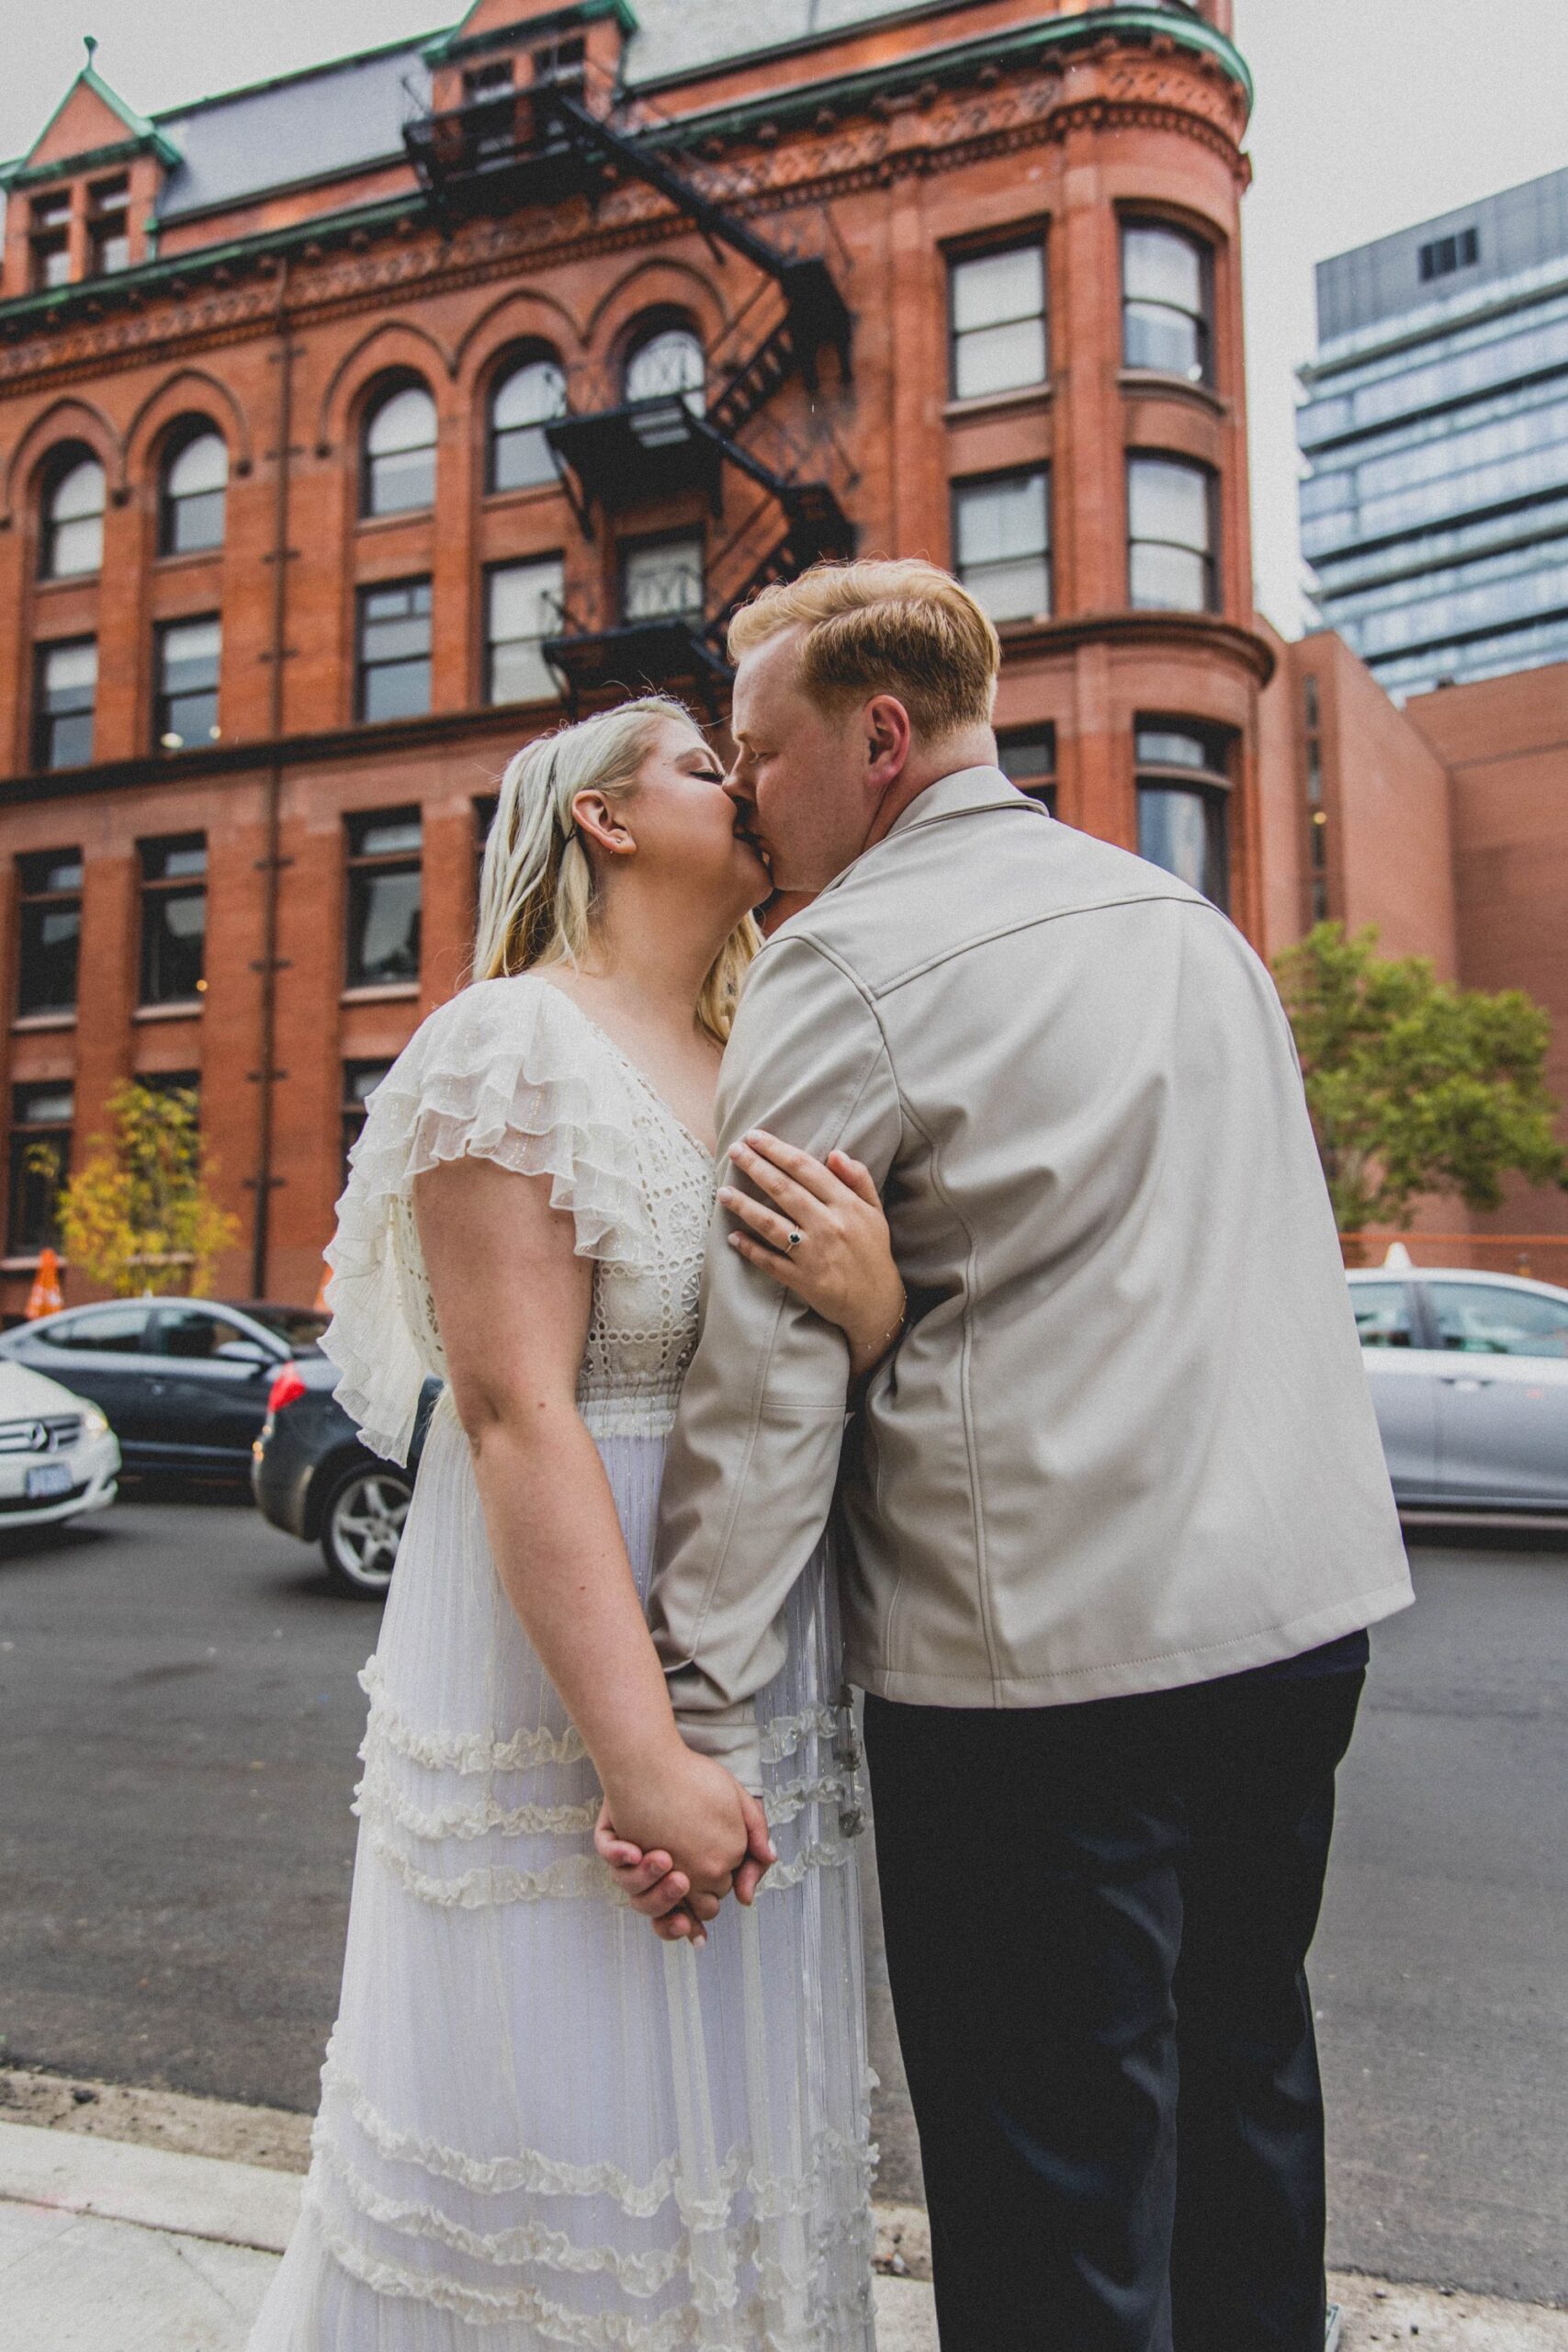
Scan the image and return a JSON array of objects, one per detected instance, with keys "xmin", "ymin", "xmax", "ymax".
[{"xmin": 1300, "ymin": 165, "xmax": 1568, "ymax": 700}]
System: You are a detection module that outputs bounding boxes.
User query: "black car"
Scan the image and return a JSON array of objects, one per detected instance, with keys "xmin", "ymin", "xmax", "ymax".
[
  {"xmin": 252, "ymin": 1355, "xmax": 441, "ymax": 1598},
  {"xmin": 0, "ymin": 1298, "xmax": 330, "ymax": 1479}
]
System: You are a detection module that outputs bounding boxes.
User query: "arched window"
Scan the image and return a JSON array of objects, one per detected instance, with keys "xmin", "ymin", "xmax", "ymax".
[
  {"xmin": 160, "ymin": 429, "xmax": 228, "ymax": 555},
  {"xmin": 362, "ymin": 383, "xmax": 437, "ymax": 518},
  {"xmin": 1127, "ymin": 454, "xmax": 1217, "ymax": 614},
  {"xmin": 41, "ymin": 454, "xmax": 106, "ymax": 579},
  {"xmin": 624, "ymin": 326, "xmax": 705, "ymax": 413},
  {"xmin": 489, "ymin": 356, "xmax": 567, "ymax": 492},
  {"xmin": 1135, "ymin": 722, "xmax": 1231, "ymax": 911},
  {"xmin": 1122, "ymin": 222, "xmax": 1213, "ymax": 385}
]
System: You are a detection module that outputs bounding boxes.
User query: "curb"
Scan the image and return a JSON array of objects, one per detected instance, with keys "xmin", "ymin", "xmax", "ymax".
[
  {"xmin": 0, "ymin": 2118, "xmax": 300, "ymax": 2256},
  {"xmin": 3, "ymin": 2076, "xmax": 1565, "ymax": 2350}
]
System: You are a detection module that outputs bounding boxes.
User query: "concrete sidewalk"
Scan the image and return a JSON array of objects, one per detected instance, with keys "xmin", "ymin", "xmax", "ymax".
[{"xmin": 2, "ymin": 2074, "xmax": 1564, "ymax": 2352}]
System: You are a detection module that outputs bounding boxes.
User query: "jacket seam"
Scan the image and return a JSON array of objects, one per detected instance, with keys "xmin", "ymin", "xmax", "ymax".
[
  {"xmin": 846, "ymin": 1577, "xmax": 1413, "ymax": 1685},
  {"xmin": 680, "ymin": 957, "xmax": 901, "ymax": 1666},
  {"xmin": 868, "ymin": 889, "xmax": 1224, "ymax": 997},
  {"xmin": 888, "ymin": 1090, "xmax": 1001, "ymax": 1688}
]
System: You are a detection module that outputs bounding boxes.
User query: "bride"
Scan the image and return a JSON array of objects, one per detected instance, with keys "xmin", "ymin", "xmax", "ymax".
[{"xmin": 248, "ymin": 695, "xmax": 905, "ymax": 2350}]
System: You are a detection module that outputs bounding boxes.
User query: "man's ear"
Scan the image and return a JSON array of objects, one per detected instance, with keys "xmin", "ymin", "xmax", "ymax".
[
  {"xmin": 571, "ymin": 790, "xmax": 635, "ymax": 857},
  {"xmin": 864, "ymin": 693, "xmax": 912, "ymax": 788}
]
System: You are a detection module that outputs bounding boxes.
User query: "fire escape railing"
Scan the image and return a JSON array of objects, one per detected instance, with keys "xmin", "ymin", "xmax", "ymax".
[{"xmin": 403, "ymin": 62, "xmax": 857, "ymax": 711}]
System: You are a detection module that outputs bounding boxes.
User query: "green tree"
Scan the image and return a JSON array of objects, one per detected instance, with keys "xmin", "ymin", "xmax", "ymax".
[
  {"xmin": 1272, "ymin": 922, "xmax": 1568, "ymax": 1234},
  {"xmin": 55, "ymin": 1081, "xmax": 242, "ymax": 1298}
]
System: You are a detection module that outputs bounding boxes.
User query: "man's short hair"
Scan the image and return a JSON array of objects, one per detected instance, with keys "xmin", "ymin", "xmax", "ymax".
[{"xmin": 727, "ymin": 558, "xmax": 1000, "ymax": 741}]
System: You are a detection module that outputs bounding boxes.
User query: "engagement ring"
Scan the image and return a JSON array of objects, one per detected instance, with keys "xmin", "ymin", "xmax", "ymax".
[{"xmin": 785, "ymin": 1229, "xmax": 804, "ymax": 1253}]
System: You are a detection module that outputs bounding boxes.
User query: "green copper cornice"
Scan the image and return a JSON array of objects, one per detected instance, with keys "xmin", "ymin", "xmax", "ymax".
[{"xmin": 630, "ymin": 5, "xmax": 1252, "ymax": 141}]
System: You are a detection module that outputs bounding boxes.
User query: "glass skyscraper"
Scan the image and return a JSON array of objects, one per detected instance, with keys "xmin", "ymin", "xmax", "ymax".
[{"xmin": 1298, "ymin": 165, "xmax": 1568, "ymax": 700}]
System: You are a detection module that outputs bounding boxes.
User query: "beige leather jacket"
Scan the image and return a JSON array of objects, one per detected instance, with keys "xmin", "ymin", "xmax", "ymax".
[{"xmin": 648, "ymin": 767, "xmax": 1412, "ymax": 1792}]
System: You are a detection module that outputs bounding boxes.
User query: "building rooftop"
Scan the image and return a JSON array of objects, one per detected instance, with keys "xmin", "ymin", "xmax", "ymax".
[
  {"xmin": 1315, "ymin": 163, "xmax": 1568, "ymax": 346},
  {"xmin": 151, "ymin": 38, "xmax": 433, "ymax": 222},
  {"xmin": 141, "ymin": 1, "xmax": 932, "ymax": 220}
]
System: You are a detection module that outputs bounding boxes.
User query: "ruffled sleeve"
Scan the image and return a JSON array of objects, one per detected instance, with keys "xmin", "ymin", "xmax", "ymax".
[{"xmin": 320, "ymin": 979, "xmax": 655, "ymax": 1465}]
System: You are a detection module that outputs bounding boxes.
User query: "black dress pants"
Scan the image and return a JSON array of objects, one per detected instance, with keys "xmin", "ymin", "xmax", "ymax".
[{"xmin": 863, "ymin": 1666, "xmax": 1363, "ymax": 2352}]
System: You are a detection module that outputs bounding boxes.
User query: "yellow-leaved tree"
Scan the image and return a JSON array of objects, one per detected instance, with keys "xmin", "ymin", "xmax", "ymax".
[{"xmin": 54, "ymin": 1080, "xmax": 241, "ymax": 1298}]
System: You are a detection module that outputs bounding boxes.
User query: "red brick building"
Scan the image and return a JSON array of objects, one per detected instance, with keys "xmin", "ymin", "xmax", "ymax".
[
  {"xmin": 1258, "ymin": 637, "xmax": 1568, "ymax": 1279},
  {"xmin": 0, "ymin": 0, "xmax": 1269, "ymax": 1313}
]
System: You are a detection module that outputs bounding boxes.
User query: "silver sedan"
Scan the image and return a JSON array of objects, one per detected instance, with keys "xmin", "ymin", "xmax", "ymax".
[{"xmin": 1348, "ymin": 1265, "xmax": 1568, "ymax": 1519}]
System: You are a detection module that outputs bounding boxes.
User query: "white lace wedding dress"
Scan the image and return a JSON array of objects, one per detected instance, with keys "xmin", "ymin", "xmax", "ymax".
[{"xmin": 248, "ymin": 977, "xmax": 876, "ymax": 2351}]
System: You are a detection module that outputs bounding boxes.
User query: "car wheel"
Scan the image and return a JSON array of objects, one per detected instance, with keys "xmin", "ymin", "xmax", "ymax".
[{"xmin": 319, "ymin": 1462, "xmax": 411, "ymax": 1598}]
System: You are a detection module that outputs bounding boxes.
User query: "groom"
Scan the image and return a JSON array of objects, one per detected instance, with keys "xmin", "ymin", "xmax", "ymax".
[{"xmin": 618, "ymin": 560, "xmax": 1413, "ymax": 2350}]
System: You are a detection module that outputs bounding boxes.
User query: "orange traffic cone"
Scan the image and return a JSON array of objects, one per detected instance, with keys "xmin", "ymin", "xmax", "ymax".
[{"xmin": 26, "ymin": 1246, "xmax": 63, "ymax": 1318}]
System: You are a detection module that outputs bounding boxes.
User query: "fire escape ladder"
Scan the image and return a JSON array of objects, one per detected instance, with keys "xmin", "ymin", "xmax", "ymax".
[{"xmin": 542, "ymin": 90, "xmax": 852, "ymax": 391}]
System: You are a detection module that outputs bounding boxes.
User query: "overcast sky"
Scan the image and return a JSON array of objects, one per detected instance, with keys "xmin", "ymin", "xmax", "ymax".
[{"xmin": 5, "ymin": 1, "xmax": 1568, "ymax": 639}]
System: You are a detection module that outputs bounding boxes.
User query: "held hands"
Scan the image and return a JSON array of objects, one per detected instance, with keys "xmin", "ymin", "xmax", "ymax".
[
  {"xmin": 719, "ymin": 1132, "xmax": 906, "ymax": 1383},
  {"xmin": 593, "ymin": 1747, "xmax": 776, "ymax": 1948}
]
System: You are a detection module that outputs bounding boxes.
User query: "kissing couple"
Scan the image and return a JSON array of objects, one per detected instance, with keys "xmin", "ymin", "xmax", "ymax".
[{"xmin": 250, "ymin": 559, "xmax": 1411, "ymax": 2352}]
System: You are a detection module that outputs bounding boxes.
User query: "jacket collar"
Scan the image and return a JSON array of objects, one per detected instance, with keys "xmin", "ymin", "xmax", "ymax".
[
  {"xmin": 883, "ymin": 763, "xmax": 1039, "ymax": 841},
  {"xmin": 802, "ymin": 767, "xmax": 1045, "ymax": 909}
]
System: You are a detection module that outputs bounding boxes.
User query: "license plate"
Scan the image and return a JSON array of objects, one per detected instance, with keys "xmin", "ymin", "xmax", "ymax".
[{"xmin": 26, "ymin": 1463, "xmax": 73, "ymax": 1500}]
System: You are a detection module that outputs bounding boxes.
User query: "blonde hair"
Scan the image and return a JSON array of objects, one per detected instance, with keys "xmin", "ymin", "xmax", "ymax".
[
  {"xmin": 727, "ymin": 558, "xmax": 1001, "ymax": 741},
  {"xmin": 472, "ymin": 696, "xmax": 758, "ymax": 1046}
]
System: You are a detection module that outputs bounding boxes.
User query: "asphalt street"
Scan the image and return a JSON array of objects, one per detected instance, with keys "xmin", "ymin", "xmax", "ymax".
[{"xmin": 0, "ymin": 1491, "xmax": 1562, "ymax": 2303}]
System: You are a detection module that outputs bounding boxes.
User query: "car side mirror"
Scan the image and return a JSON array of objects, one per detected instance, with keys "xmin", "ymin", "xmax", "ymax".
[{"xmin": 215, "ymin": 1339, "xmax": 273, "ymax": 1369}]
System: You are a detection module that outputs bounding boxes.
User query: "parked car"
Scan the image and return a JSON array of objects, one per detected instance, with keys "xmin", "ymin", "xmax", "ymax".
[
  {"xmin": 0, "ymin": 1299, "xmax": 329, "ymax": 1480},
  {"xmin": 0, "ymin": 1356, "xmax": 120, "ymax": 1532},
  {"xmin": 252, "ymin": 1354, "xmax": 442, "ymax": 1597},
  {"xmin": 1348, "ymin": 1265, "xmax": 1568, "ymax": 1516}
]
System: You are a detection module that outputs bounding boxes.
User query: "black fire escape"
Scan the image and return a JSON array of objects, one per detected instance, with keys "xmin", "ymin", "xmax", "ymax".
[{"xmin": 405, "ymin": 68, "xmax": 856, "ymax": 714}]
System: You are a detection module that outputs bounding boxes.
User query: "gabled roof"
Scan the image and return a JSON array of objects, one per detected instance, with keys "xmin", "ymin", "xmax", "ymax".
[{"xmin": 1, "ymin": 43, "xmax": 180, "ymax": 190}]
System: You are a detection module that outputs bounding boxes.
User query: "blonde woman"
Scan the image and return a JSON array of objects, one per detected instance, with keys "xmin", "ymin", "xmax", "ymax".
[{"xmin": 249, "ymin": 697, "xmax": 901, "ymax": 2350}]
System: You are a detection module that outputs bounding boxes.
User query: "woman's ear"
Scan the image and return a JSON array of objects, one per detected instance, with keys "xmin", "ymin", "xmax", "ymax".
[{"xmin": 571, "ymin": 790, "xmax": 636, "ymax": 857}]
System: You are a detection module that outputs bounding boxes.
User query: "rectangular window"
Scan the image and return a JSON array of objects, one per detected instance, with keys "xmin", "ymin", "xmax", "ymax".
[
  {"xmin": 139, "ymin": 835, "xmax": 209, "ymax": 1007},
  {"xmin": 345, "ymin": 810, "xmax": 422, "ymax": 989},
  {"xmin": 1418, "ymin": 226, "xmax": 1479, "ymax": 283},
  {"xmin": 1127, "ymin": 455, "xmax": 1217, "ymax": 613},
  {"xmin": 1122, "ymin": 221, "xmax": 1213, "ymax": 384},
  {"xmin": 474, "ymin": 794, "xmax": 499, "ymax": 906},
  {"xmin": 155, "ymin": 616, "xmax": 221, "ymax": 752},
  {"xmin": 464, "ymin": 62, "xmax": 514, "ymax": 98},
  {"xmin": 357, "ymin": 579, "xmax": 433, "ymax": 722},
  {"xmin": 487, "ymin": 557, "xmax": 564, "ymax": 706},
  {"xmin": 6, "ymin": 1082, "xmax": 73, "ymax": 1255},
  {"xmin": 532, "ymin": 34, "xmax": 586, "ymax": 85},
  {"xmin": 29, "ymin": 189, "xmax": 71, "ymax": 293},
  {"xmin": 16, "ymin": 849, "xmax": 83, "ymax": 1020},
  {"xmin": 997, "ymin": 728, "xmax": 1057, "ymax": 814},
  {"xmin": 953, "ymin": 470, "xmax": 1050, "ymax": 624},
  {"xmin": 33, "ymin": 639, "xmax": 96, "ymax": 773},
  {"xmin": 621, "ymin": 537, "xmax": 704, "ymax": 623},
  {"xmin": 343, "ymin": 1060, "xmax": 393, "ymax": 1177},
  {"xmin": 949, "ymin": 242, "xmax": 1047, "ymax": 401},
  {"xmin": 88, "ymin": 175, "xmax": 130, "ymax": 277}
]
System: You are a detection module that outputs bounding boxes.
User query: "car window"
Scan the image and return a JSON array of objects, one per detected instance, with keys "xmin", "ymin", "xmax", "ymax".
[
  {"xmin": 1427, "ymin": 1282, "xmax": 1568, "ymax": 1359},
  {"xmin": 36, "ymin": 1305, "xmax": 152, "ymax": 1353},
  {"xmin": 241, "ymin": 1306, "xmax": 329, "ymax": 1353},
  {"xmin": 155, "ymin": 1306, "xmax": 264, "ymax": 1361},
  {"xmin": 1349, "ymin": 1282, "xmax": 1415, "ymax": 1349}
]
